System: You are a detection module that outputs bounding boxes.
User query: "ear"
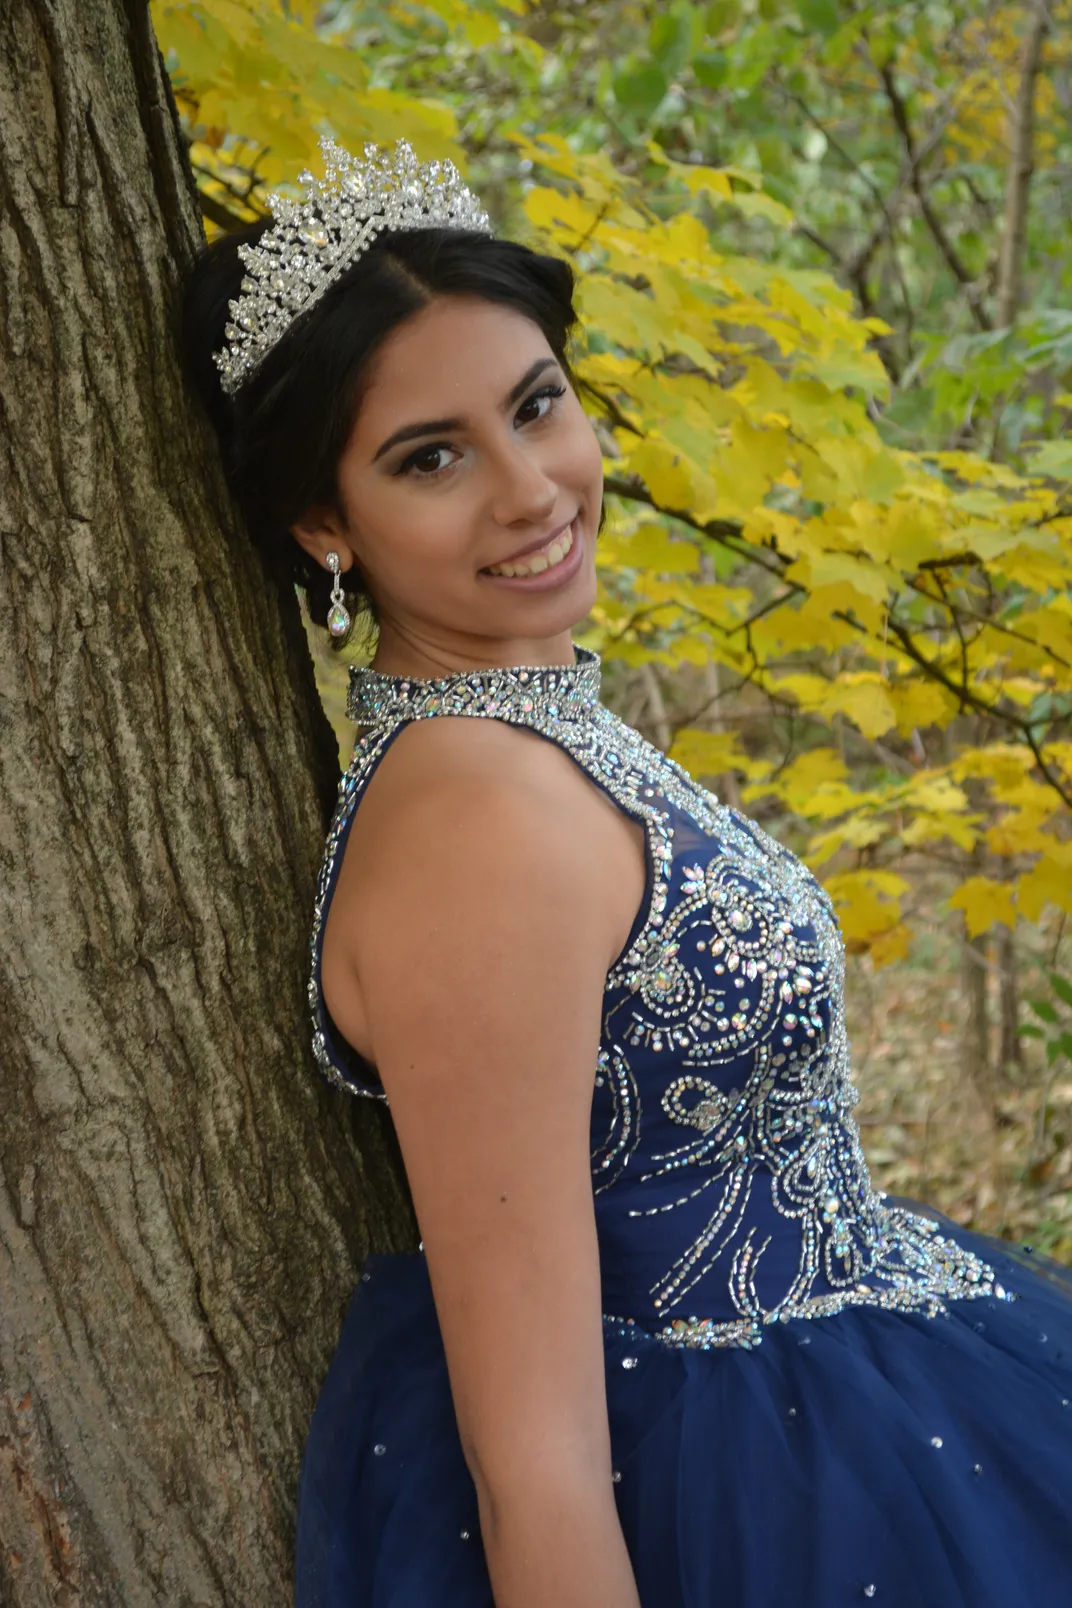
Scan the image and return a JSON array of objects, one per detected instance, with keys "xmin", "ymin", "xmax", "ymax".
[{"xmin": 290, "ymin": 505, "xmax": 357, "ymax": 575}]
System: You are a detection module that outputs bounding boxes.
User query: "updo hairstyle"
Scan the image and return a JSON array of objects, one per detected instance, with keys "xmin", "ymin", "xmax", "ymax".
[{"xmin": 181, "ymin": 224, "xmax": 580, "ymax": 639}]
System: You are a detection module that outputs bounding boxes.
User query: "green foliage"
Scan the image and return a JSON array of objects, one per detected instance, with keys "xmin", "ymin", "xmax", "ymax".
[{"xmin": 1022, "ymin": 973, "xmax": 1072, "ymax": 1065}]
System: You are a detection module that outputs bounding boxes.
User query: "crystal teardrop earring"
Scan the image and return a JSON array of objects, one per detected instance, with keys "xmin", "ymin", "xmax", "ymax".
[{"xmin": 325, "ymin": 552, "xmax": 352, "ymax": 640}]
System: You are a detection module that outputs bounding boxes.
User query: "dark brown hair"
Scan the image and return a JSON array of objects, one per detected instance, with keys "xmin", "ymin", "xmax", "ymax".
[{"xmin": 181, "ymin": 224, "xmax": 580, "ymax": 636}]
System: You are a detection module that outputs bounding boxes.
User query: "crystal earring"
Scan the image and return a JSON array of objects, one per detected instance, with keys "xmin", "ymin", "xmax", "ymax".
[{"xmin": 325, "ymin": 552, "xmax": 352, "ymax": 639}]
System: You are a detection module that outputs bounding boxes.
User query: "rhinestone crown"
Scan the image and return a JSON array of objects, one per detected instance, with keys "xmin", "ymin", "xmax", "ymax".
[{"xmin": 213, "ymin": 136, "xmax": 494, "ymax": 395}]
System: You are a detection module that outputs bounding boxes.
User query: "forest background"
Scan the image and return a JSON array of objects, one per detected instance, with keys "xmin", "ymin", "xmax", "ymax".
[
  {"xmin": 154, "ymin": 0, "xmax": 1072, "ymax": 1259},
  {"xmin": 2, "ymin": 1, "xmax": 1071, "ymax": 1598}
]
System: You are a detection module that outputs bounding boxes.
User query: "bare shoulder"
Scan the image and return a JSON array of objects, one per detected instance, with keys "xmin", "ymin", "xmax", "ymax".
[
  {"xmin": 357, "ymin": 713, "xmax": 594, "ymax": 816},
  {"xmin": 336, "ymin": 714, "xmax": 645, "ymax": 972}
]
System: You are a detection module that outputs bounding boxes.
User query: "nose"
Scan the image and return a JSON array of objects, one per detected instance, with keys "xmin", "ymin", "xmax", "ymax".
[{"xmin": 487, "ymin": 430, "xmax": 558, "ymax": 527}]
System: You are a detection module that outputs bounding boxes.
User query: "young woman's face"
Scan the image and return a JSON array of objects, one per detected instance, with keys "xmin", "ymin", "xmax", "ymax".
[{"xmin": 293, "ymin": 294, "xmax": 604, "ymax": 669}]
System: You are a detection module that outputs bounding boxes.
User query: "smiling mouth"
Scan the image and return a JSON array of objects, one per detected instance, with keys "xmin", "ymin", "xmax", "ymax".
[{"xmin": 483, "ymin": 522, "xmax": 575, "ymax": 578}]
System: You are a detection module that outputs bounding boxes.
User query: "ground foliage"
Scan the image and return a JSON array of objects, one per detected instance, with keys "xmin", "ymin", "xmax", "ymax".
[{"xmin": 155, "ymin": 0, "xmax": 1072, "ymax": 1247}]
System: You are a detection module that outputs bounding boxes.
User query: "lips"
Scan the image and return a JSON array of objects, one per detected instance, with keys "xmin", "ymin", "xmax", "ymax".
[
  {"xmin": 481, "ymin": 517, "xmax": 576, "ymax": 575},
  {"xmin": 484, "ymin": 521, "xmax": 575, "ymax": 578}
]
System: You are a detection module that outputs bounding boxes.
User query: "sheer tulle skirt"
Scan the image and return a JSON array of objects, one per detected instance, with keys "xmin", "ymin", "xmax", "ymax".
[{"xmin": 296, "ymin": 1216, "xmax": 1072, "ymax": 1608}]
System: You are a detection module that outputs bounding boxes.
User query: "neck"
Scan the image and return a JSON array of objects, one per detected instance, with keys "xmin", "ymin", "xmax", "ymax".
[{"xmin": 367, "ymin": 620, "xmax": 580, "ymax": 680}]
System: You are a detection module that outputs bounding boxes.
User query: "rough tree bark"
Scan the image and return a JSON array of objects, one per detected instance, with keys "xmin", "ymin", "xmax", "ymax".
[{"xmin": 0, "ymin": 3, "xmax": 413, "ymax": 1603}]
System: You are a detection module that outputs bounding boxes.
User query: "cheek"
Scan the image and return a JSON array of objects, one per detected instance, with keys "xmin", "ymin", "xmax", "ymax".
[
  {"xmin": 358, "ymin": 492, "xmax": 472, "ymax": 594},
  {"xmin": 562, "ymin": 407, "xmax": 604, "ymax": 491}
]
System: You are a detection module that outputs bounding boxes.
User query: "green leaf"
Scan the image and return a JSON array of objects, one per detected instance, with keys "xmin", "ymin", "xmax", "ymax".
[
  {"xmin": 1018, "ymin": 1024, "xmax": 1045, "ymax": 1040},
  {"xmin": 1050, "ymin": 972, "xmax": 1072, "ymax": 1008},
  {"xmin": 650, "ymin": 9, "xmax": 694, "ymax": 75},
  {"xmin": 704, "ymin": 0, "xmax": 735, "ymax": 28},
  {"xmin": 1025, "ymin": 440, "xmax": 1072, "ymax": 481},
  {"xmin": 693, "ymin": 50, "xmax": 727, "ymax": 89},
  {"xmin": 613, "ymin": 62, "xmax": 669, "ymax": 114},
  {"xmin": 1029, "ymin": 998, "xmax": 1060, "ymax": 1024},
  {"xmin": 799, "ymin": 0, "xmax": 839, "ymax": 35}
]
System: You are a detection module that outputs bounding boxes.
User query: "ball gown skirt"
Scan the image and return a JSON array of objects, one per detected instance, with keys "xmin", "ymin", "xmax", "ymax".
[
  {"xmin": 295, "ymin": 1223, "xmax": 1072, "ymax": 1608},
  {"xmin": 296, "ymin": 647, "xmax": 1072, "ymax": 1606}
]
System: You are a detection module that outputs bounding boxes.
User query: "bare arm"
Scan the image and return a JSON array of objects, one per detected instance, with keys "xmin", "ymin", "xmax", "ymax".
[{"xmin": 326, "ymin": 719, "xmax": 643, "ymax": 1608}]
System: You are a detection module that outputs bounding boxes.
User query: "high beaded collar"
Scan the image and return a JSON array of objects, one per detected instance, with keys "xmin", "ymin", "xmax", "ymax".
[{"xmin": 346, "ymin": 643, "xmax": 603, "ymax": 728}]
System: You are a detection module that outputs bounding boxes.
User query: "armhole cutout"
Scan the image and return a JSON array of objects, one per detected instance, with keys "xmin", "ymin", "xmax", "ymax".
[{"xmin": 310, "ymin": 724, "xmax": 414, "ymax": 1099}]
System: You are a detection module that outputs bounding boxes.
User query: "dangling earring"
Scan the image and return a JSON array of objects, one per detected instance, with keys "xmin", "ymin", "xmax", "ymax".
[{"xmin": 325, "ymin": 551, "xmax": 352, "ymax": 640}]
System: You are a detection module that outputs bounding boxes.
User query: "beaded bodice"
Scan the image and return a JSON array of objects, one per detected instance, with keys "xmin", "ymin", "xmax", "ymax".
[{"xmin": 309, "ymin": 646, "xmax": 1001, "ymax": 1349}]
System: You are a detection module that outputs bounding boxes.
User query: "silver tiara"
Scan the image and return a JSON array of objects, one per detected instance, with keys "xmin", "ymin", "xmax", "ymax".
[{"xmin": 213, "ymin": 137, "xmax": 494, "ymax": 396}]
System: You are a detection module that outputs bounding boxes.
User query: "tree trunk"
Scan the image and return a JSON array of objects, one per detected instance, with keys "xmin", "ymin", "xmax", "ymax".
[
  {"xmin": 961, "ymin": 932, "xmax": 992, "ymax": 1110},
  {"xmin": 996, "ymin": 924, "xmax": 1024, "ymax": 1081},
  {"xmin": 994, "ymin": 0, "xmax": 1051, "ymax": 329},
  {"xmin": 0, "ymin": 4, "xmax": 413, "ymax": 1603}
]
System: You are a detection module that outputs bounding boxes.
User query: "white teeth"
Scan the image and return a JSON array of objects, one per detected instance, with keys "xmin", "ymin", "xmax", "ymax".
[{"xmin": 486, "ymin": 522, "xmax": 576, "ymax": 578}]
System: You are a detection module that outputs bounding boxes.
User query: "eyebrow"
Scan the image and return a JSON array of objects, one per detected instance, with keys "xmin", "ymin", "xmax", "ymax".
[{"xmin": 371, "ymin": 357, "xmax": 560, "ymax": 462}]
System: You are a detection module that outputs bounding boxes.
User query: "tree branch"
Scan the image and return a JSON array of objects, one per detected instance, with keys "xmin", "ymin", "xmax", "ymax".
[{"xmin": 876, "ymin": 60, "xmax": 993, "ymax": 330}]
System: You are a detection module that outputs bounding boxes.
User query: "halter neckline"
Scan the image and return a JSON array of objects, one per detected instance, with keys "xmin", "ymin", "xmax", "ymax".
[{"xmin": 346, "ymin": 643, "xmax": 603, "ymax": 728}]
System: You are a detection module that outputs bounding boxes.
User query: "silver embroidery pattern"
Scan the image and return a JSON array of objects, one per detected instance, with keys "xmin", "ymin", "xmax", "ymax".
[{"xmin": 309, "ymin": 646, "xmax": 1004, "ymax": 1344}]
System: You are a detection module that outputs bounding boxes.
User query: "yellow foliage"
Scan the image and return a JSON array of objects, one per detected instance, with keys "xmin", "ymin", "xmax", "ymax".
[
  {"xmin": 900, "ymin": 812, "xmax": 980, "ymax": 854},
  {"xmin": 887, "ymin": 680, "xmax": 959, "ymax": 736},
  {"xmin": 153, "ymin": 0, "xmax": 461, "ymax": 197},
  {"xmin": 668, "ymin": 729, "xmax": 754, "ymax": 780},
  {"xmin": 824, "ymin": 870, "xmax": 908, "ymax": 950},
  {"xmin": 868, "ymin": 923, "xmax": 913, "ymax": 969},
  {"xmin": 807, "ymin": 815, "xmax": 888, "ymax": 867},
  {"xmin": 156, "ymin": 5, "xmax": 1072, "ymax": 967},
  {"xmin": 596, "ymin": 525, "xmax": 700, "ymax": 576},
  {"xmin": 1018, "ymin": 852, "xmax": 1072, "ymax": 923},
  {"xmin": 947, "ymin": 876, "xmax": 1017, "ymax": 938}
]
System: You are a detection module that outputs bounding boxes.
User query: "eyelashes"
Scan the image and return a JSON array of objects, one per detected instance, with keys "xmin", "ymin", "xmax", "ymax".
[{"xmin": 395, "ymin": 383, "xmax": 568, "ymax": 480}]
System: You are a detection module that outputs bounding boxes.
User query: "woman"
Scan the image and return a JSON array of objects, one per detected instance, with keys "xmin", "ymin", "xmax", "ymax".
[{"xmin": 183, "ymin": 139, "xmax": 1072, "ymax": 1608}]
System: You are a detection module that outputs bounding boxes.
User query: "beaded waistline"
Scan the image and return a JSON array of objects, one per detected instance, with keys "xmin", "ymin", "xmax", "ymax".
[{"xmin": 605, "ymin": 1267, "xmax": 1013, "ymax": 1353}]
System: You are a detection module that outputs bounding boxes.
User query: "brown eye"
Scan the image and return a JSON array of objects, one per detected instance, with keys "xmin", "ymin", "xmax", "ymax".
[
  {"xmin": 398, "ymin": 444, "xmax": 456, "ymax": 478},
  {"xmin": 515, "ymin": 384, "xmax": 566, "ymax": 425}
]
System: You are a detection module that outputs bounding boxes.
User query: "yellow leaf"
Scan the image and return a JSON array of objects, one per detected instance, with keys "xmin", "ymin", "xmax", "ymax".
[
  {"xmin": 887, "ymin": 680, "xmax": 959, "ymax": 735},
  {"xmin": 461, "ymin": 12, "xmax": 500, "ymax": 47},
  {"xmin": 869, "ymin": 923, "xmax": 912, "ymax": 968},
  {"xmin": 823, "ymin": 870, "xmax": 907, "ymax": 950},
  {"xmin": 792, "ymin": 550, "xmax": 897, "ymax": 604},
  {"xmin": 523, "ymin": 186, "xmax": 604, "ymax": 243},
  {"xmin": 986, "ymin": 811, "xmax": 1058, "ymax": 857},
  {"xmin": 815, "ymin": 437, "xmax": 903, "ymax": 501},
  {"xmin": 578, "ymin": 277, "xmax": 673, "ymax": 360},
  {"xmin": 625, "ymin": 439, "xmax": 695, "ymax": 510},
  {"xmin": 900, "ymin": 812, "xmax": 980, "ymax": 853},
  {"xmin": 948, "ymin": 876, "xmax": 1016, "ymax": 937},
  {"xmin": 1017, "ymin": 852, "xmax": 1072, "ymax": 922},
  {"xmin": 807, "ymin": 816, "xmax": 887, "ymax": 867},
  {"xmin": 995, "ymin": 542, "xmax": 1071, "ymax": 591},
  {"xmin": 730, "ymin": 416, "xmax": 789, "ymax": 485},
  {"xmin": 822, "ymin": 678, "xmax": 897, "ymax": 740},
  {"xmin": 668, "ymin": 729, "xmax": 751, "ymax": 779},
  {"xmin": 904, "ymin": 774, "xmax": 971, "ymax": 814},
  {"xmin": 598, "ymin": 524, "xmax": 700, "ymax": 575}
]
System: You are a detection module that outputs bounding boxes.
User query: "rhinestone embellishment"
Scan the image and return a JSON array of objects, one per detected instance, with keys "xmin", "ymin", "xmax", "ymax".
[
  {"xmin": 215, "ymin": 137, "xmax": 493, "ymax": 395},
  {"xmin": 309, "ymin": 642, "xmax": 1003, "ymax": 1350}
]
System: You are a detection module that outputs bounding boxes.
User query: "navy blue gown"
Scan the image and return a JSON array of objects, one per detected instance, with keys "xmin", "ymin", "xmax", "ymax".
[{"xmin": 296, "ymin": 646, "xmax": 1072, "ymax": 1607}]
